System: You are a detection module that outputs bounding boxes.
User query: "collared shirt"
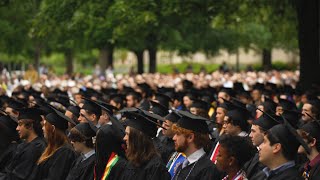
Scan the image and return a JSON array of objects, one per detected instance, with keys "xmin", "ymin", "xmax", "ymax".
[
  {"xmin": 308, "ymin": 153, "xmax": 320, "ymax": 168},
  {"xmin": 82, "ymin": 149, "xmax": 95, "ymax": 161},
  {"xmin": 263, "ymin": 160, "xmax": 295, "ymax": 177},
  {"xmin": 186, "ymin": 148, "xmax": 206, "ymax": 165},
  {"xmin": 238, "ymin": 131, "xmax": 248, "ymax": 137}
]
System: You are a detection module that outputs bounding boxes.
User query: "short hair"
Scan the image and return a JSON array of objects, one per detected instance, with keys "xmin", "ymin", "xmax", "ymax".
[
  {"xmin": 19, "ymin": 119, "xmax": 43, "ymax": 137},
  {"xmin": 299, "ymin": 129, "xmax": 320, "ymax": 152},
  {"xmin": 266, "ymin": 131, "xmax": 296, "ymax": 161},
  {"xmin": 69, "ymin": 128, "xmax": 94, "ymax": 148},
  {"xmin": 127, "ymin": 92, "xmax": 141, "ymax": 102},
  {"xmin": 219, "ymin": 135, "xmax": 256, "ymax": 168},
  {"xmin": 172, "ymin": 124, "xmax": 210, "ymax": 150}
]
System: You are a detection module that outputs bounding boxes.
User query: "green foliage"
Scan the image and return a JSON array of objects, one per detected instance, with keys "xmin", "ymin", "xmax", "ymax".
[{"xmin": 157, "ymin": 63, "xmax": 219, "ymax": 74}]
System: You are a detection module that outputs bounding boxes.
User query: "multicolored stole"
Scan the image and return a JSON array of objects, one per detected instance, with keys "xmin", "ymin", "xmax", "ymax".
[
  {"xmin": 94, "ymin": 152, "xmax": 119, "ymax": 180},
  {"xmin": 166, "ymin": 152, "xmax": 186, "ymax": 177},
  {"xmin": 210, "ymin": 142, "xmax": 220, "ymax": 164}
]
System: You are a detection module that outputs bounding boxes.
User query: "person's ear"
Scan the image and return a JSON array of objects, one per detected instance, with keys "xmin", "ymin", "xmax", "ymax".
[
  {"xmin": 310, "ymin": 138, "xmax": 317, "ymax": 147},
  {"xmin": 273, "ymin": 143, "xmax": 281, "ymax": 154},
  {"xmin": 51, "ymin": 125, "xmax": 56, "ymax": 132},
  {"xmin": 187, "ymin": 133, "xmax": 195, "ymax": 143},
  {"xmin": 228, "ymin": 156, "xmax": 236, "ymax": 166}
]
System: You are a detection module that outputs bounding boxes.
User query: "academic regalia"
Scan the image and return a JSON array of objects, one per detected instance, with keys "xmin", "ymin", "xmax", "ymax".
[
  {"xmin": 166, "ymin": 152, "xmax": 186, "ymax": 177},
  {"xmin": 31, "ymin": 145, "xmax": 77, "ymax": 180},
  {"xmin": 66, "ymin": 153, "xmax": 95, "ymax": 180},
  {"xmin": 243, "ymin": 152, "xmax": 266, "ymax": 180},
  {"xmin": 0, "ymin": 137, "xmax": 46, "ymax": 180},
  {"xmin": 0, "ymin": 142, "xmax": 18, "ymax": 172},
  {"xmin": 125, "ymin": 156, "xmax": 171, "ymax": 180},
  {"xmin": 265, "ymin": 166, "xmax": 303, "ymax": 180},
  {"xmin": 159, "ymin": 136, "xmax": 175, "ymax": 164},
  {"xmin": 172, "ymin": 155, "xmax": 221, "ymax": 180}
]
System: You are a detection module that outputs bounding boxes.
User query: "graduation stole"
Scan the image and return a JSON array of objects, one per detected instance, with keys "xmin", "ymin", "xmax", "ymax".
[{"xmin": 97, "ymin": 152, "xmax": 119, "ymax": 180}]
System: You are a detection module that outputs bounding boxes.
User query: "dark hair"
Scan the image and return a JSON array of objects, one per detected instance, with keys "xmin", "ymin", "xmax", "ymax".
[
  {"xmin": 299, "ymin": 129, "xmax": 320, "ymax": 152},
  {"xmin": 69, "ymin": 128, "xmax": 94, "ymax": 148},
  {"xmin": 126, "ymin": 127, "xmax": 158, "ymax": 167},
  {"xmin": 85, "ymin": 109, "xmax": 101, "ymax": 121},
  {"xmin": 21, "ymin": 119, "xmax": 43, "ymax": 137},
  {"xmin": 127, "ymin": 92, "xmax": 141, "ymax": 102},
  {"xmin": 266, "ymin": 131, "xmax": 296, "ymax": 161},
  {"xmin": 219, "ymin": 135, "xmax": 256, "ymax": 168}
]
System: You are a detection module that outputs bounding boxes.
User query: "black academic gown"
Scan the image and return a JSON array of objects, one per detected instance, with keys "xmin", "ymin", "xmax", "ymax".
[
  {"xmin": 107, "ymin": 157, "xmax": 128, "ymax": 180},
  {"xmin": 265, "ymin": 166, "xmax": 303, "ymax": 180},
  {"xmin": 243, "ymin": 152, "xmax": 266, "ymax": 180},
  {"xmin": 172, "ymin": 155, "xmax": 221, "ymax": 180},
  {"xmin": 124, "ymin": 156, "xmax": 171, "ymax": 180},
  {"xmin": 159, "ymin": 136, "xmax": 175, "ymax": 164},
  {"xmin": 299, "ymin": 161, "xmax": 320, "ymax": 180},
  {"xmin": 31, "ymin": 145, "xmax": 76, "ymax": 180},
  {"xmin": 0, "ymin": 137, "xmax": 46, "ymax": 180},
  {"xmin": 66, "ymin": 153, "xmax": 95, "ymax": 180},
  {"xmin": 0, "ymin": 143, "xmax": 18, "ymax": 172}
]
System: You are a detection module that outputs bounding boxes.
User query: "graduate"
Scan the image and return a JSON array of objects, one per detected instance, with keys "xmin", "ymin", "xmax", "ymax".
[
  {"xmin": 216, "ymin": 135, "xmax": 256, "ymax": 180},
  {"xmin": 244, "ymin": 113, "xmax": 280, "ymax": 180},
  {"xmin": 31, "ymin": 111, "xmax": 77, "ymax": 180},
  {"xmin": 0, "ymin": 114, "xmax": 20, "ymax": 172},
  {"xmin": 171, "ymin": 111, "xmax": 221, "ymax": 180},
  {"xmin": 66, "ymin": 123, "xmax": 96, "ymax": 180},
  {"xmin": 258, "ymin": 122, "xmax": 309, "ymax": 180},
  {"xmin": 298, "ymin": 120, "xmax": 320, "ymax": 179},
  {"xmin": 94, "ymin": 124, "xmax": 127, "ymax": 180},
  {"xmin": 122, "ymin": 111, "xmax": 171, "ymax": 180},
  {"xmin": 0, "ymin": 108, "xmax": 46, "ymax": 180}
]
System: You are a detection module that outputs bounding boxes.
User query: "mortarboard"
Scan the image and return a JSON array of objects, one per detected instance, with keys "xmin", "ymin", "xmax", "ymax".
[
  {"xmin": 281, "ymin": 109, "xmax": 301, "ymax": 128},
  {"xmin": 67, "ymin": 105, "xmax": 80, "ymax": 118},
  {"xmin": 119, "ymin": 107, "xmax": 165, "ymax": 123},
  {"xmin": 0, "ymin": 114, "xmax": 18, "ymax": 134},
  {"xmin": 164, "ymin": 111, "xmax": 181, "ymax": 123},
  {"xmin": 153, "ymin": 93, "xmax": 172, "ymax": 108},
  {"xmin": 45, "ymin": 110, "xmax": 76, "ymax": 131},
  {"xmin": 176, "ymin": 110, "xmax": 210, "ymax": 134},
  {"xmin": 18, "ymin": 108, "xmax": 43, "ymax": 123},
  {"xmin": 81, "ymin": 98, "xmax": 102, "ymax": 117},
  {"xmin": 300, "ymin": 120, "xmax": 320, "ymax": 141},
  {"xmin": 7, "ymin": 98, "xmax": 25, "ymax": 110},
  {"xmin": 190, "ymin": 99, "xmax": 210, "ymax": 112},
  {"xmin": 277, "ymin": 99, "xmax": 297, "ymax": 111},
  {"xmin": 253, "ymin": 114, "xmax": 281, "ymax": 131},
  {"xmin": 149, "ymin": 100, "xmax": 169, "ymax": 117},
  {"xmin": 261, "ymin": 98, "xmax": 277, "ymax": 114},
  {"xmin": 73, "ymin": 123, "xmax": 96, "ymax": 139},
  {"xmin": 122, "ymin": 111, "xmax": 158, "ymax": 137}
]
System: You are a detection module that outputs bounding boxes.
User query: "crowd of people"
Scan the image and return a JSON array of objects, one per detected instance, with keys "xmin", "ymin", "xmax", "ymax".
[{"xmin": 0, "ymin": 67, "xmax": 319, "ymax": 180}]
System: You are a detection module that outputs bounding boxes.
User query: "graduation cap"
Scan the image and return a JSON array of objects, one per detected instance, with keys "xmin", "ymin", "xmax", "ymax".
[
  {"xmin": 164, "ymin": 111, "xmax": 181, "ymax": 123},
  {"xmin": 122, "ymin": 111, "xmax": 159, "ymax": 137},
  {"xmin": 149, "ymin": 100, "xmax": 169, "ymax": 117},
  {"xmin": 307, "ymin": 99, "xmax": 320, "ymax": 111},
  {"xmin": 182, "ymin": 80, "xmax": 194, "ymax": 89},
  {"xmin": 153, "ymin": 93, "xmax": 172, "ymax": 108},
  {"xmin": 18, "ymin": 108, "xmax": 43, "ymax": 123},
  {"xmin": 219, "ymin": 87, "xmax": 236, "ymax": 97},
  {"xmin": 0, "ymin": 114, "xmax": 18, "ymax": 134},
  {"xmin": 276, "ymin": 113, "xmax": 311, "ymax": 154},
  {"xmin": 190, "ymin": 99, "xmax": 210, "ymax": 112},
  {"xmin": 95, "ymin": 100, "xmax": 118, "ymax": 116},
  {"xmin": 81, "ymin": 98, "xmax": 102, "ymax": 117},
  {"xmin": 233, "ymin": 82, "xmax": 245, "ymax": 92},
  {"xmin": 137, "ymin": 83, "xmax": 152, "ymax": 96},
  {"xmin": 7, "ymin": 98, "xmax": 25, "ymax": 110},
  {"xmin": 281, "ymin": 109, "xmax": 301, "ymax": 128},
  {"xmin": 73, "ymin": 123, "xmax": 96, "ymax": 139},
  {"xmin": 45, "ymin": 110, "xmax": 75, "ymax": 131},
  {"xmin": 119, "ymin": 107, "xmax": 165, "ymax": 123},
  {"xmin": 253, "ymin": 114, "xmax": 281, "ymax": 131},
  {"xmin": 67, "ymin": 105, "xmax": 80, "ymax": 118},
  {"xmin": 277, "ymin": 99, "xmax": 297, "ymax": 111},
  {"xmin": 176, "ymin": 110, "xmax": 210, "ymax": 134},
  {"xmin": 261, "ymin": 98, "xmax": 277, "ymax": 114},
  {"xmin": 300, "ymin": 120, "xmax": 320, "ymax": 141}
]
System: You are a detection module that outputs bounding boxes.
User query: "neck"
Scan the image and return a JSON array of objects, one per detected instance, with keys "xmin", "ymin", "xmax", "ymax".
[
  {"xmin": 226, "ymin": 166, "xmax": 240, "ymax": 180},
  {"xmin": 26, "ymin": 132, "xmax": 38, "ymax": 143},
  {"xmin": 267, "ymin": 155, "xmax": 290, "ymax": 170},
  {"xmin": 184, "ymin": 146, "xmax": 198, "ymax": 157},
  {"xmin": 82, "ymin": 147, "xmax": 94, "ymax": 154},
  {"xmin": 307, "ymin": 149, "xmax": 319, "ymax": 161}
]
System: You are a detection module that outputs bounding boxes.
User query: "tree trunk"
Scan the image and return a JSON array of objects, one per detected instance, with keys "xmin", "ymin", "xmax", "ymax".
[
  {"xmin": 107, "ymin": 45, "xmax": 114, "ymax": 68},
  {"xmin": 134, "ymin": 50, "xmax": 144, "ymax": 74},
  {"xmin": 99, "ymin": 46, "xmax": 108, "ymax": 73},
  {"xmin": 148, "ymin": 47, "xmax": 157, "ymax": 73},
  {"xmin": 34, "ymin": 45, "xmax": 41, "ymax": 74},
  {"xmin": 262, "ymin": 48, "xmax": 272, "ymax": 71},
  {"xmin": 64, "ymin": 49, "xmax": 73, "ymax": 76},
  {"xmin": 297, "ymin": 0, "xmax": 320, "ymax": 90}
]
